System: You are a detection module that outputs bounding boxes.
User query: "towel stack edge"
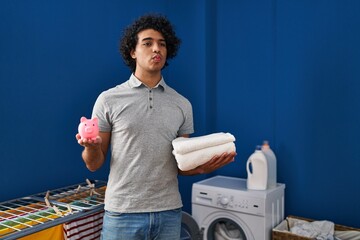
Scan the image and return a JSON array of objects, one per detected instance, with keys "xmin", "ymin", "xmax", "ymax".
[
  {"xmin": 172, "ymin": 132, "xmax": 235, "ymax": 155},
  {"xmin": 172, "ymin": 132, "xmax": 236, "ymax": 171}
]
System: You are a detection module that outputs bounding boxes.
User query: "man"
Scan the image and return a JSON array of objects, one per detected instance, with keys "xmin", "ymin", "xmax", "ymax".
[{"xmin": 76, "ymin": 14, "xmax": 236, "ymax": 240}]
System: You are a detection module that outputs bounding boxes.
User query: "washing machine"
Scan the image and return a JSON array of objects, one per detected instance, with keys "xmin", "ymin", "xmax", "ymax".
[{"xmin": 181, "ymin": 175, "xmax": 285, "ymax": 240}]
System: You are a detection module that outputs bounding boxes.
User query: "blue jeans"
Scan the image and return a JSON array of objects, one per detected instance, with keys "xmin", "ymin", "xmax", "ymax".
[{"xmin": 100, "ymin": 208, "xmax": 182, "ymax": 240}]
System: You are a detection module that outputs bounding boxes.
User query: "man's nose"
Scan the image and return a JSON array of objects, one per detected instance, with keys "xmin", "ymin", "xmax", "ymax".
[{"xmin": 152, "ymin": 44, "xmax": 160, "ymax": 53}]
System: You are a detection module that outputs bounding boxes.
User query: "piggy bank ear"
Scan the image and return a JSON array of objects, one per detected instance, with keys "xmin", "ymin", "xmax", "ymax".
[
  {"xmin": 93, "ymin": 117, "xmax": 98, "ymax": 123},
  {"xmin": 80, "ymin": 117, "xmax": 87, "ymax": 122}
]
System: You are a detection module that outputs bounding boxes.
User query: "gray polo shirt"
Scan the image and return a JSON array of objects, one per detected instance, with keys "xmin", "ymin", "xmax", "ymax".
[{"xmin": 92, "ymin": 74, "xmax": 194, "ymax": 213}]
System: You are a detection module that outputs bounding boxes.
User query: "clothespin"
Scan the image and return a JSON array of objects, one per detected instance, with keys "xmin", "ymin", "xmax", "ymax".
[
  {"xmin": 44, "ymin": 191, "xmax": 51, "ymax": 207},
  {"xmin": 91, "ymin": 189, "xmax": 101, "ymax": 196},
  {"xmin": 86, "ymin": 179, "xmax": 101, "ymax": 196},
  {"xmin": 53, "ymin": 205, "xmax": 63, "ymax": 216},
  {"xmin": 86, "ymin": 179, "xmax": 92, "ymax": 186},
  {"xmin": 75, "ymin": 185, "xmax": 82, "ymax": 193},
  {"xmin": 45, "ymin": 191, "xmax": 50, "ymax": 198},
  {"xmin": 67, "ymin": 204, "xmax": 73, "ymax": 214},
  {"xmin": 44, "ymin": 190, "xmax": 62, "ymax": 216}
]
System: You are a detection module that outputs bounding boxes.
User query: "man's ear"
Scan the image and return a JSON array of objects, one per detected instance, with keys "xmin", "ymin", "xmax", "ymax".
[{"xmin": 130, "ymin": 49, "xmax": 136, "ymax": 59}]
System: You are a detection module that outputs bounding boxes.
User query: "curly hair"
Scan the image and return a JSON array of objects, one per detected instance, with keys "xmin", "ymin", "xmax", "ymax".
[{"xmin": 120, "ymin": 14, "xmax": 181, "ymax": 73}]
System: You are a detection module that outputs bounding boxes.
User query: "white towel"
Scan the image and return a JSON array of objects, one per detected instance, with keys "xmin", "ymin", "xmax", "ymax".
[
  {"xmin": 173, "ymin": 142, "xmax": 236, "ymax": 171},
  {"xmin": 172, "ymin": 132, "xmax": 235, "ymax": 154},
  {"xmin": 290, "ymin": 220, "xmax": 335, "ymax": 240}
]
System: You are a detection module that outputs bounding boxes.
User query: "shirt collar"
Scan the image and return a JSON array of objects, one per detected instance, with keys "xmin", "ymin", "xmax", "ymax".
[{"xmin": 128, "ymin": 74, "xmax": 167, "ymax": 91}]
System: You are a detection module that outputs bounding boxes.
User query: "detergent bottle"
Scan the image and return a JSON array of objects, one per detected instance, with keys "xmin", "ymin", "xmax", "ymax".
[
  {"xmin": 261, "ymin": 140, "xmax": 277, "ymax": 188},
  {"xmin": 246, "ymin": 146, "xmax": 268, "ymax": 190}
]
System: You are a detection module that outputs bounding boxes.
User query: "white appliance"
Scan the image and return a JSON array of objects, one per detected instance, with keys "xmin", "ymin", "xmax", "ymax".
[{"xmin": 182, "ymin": 175, "xmax": 285, "ymax": 240}]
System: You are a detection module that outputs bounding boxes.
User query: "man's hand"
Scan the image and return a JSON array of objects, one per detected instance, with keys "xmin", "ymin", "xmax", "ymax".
[
  {"xmin": 179, "ymin": 151, "xmax": 237, "ymax": 175},
  {"xmin": 76, "ymin": 133, "xmax": 102, "ymax": 149},
  {"xmin": 195, "ymin": 151, "xmax": 236, "ymax": 174}
]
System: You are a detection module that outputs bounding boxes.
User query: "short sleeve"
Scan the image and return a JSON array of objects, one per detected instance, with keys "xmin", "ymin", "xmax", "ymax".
[
  {"xmin": 92, "ymin": 93, "xmax": 112, "ymax": 132},
  {"xmin": 178, "ymin": 99, "xmax": 194, "ymax": 136}
]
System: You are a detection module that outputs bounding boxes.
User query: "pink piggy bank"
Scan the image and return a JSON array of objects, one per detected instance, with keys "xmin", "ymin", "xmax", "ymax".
[{"xmin": 78, "ymin": 117, "xmax": 99, "ymax": 140}]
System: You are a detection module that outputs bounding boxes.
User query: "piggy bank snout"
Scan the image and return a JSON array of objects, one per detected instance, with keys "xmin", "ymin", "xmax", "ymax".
[{"xmin": 85, "ymin": 126, "xmax": 94, "ymax": 133}]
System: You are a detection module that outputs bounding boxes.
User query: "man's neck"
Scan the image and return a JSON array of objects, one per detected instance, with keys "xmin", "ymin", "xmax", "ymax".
[{"xmin": 134, "ymin": 71, "xmax": 162, "ymax": 88}]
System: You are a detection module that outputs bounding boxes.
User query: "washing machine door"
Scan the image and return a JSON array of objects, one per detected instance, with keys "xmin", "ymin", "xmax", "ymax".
[
  {"xmin": 201, "ymin": 211, "xmax": 254, "ymax": 240},
  {"xmin": 181, "ymin": 211, "xmax": 202, "ymax": 240},
  {"xmin": 206, "ymin": 217, "xmax": 248, "ymax": 240}
]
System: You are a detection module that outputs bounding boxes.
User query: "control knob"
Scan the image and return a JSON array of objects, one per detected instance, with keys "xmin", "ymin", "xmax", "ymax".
[{"xmin": 220, "ymin": 196, "xmax": 229, "ymax": 206}]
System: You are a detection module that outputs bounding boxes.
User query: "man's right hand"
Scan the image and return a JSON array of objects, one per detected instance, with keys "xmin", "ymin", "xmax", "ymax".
[{"xmin": 76, "ymin": 133, "xmax": 102, "ymax": 148}]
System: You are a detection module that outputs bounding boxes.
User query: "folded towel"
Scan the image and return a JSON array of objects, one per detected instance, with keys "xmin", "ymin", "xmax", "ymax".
[
  {"xmin": 173, "ymin": 142, "xmax": 236, "ymax": 171},
  {"xmin": 172, "ymin": 132, "xmax": 235, "ymax": 155}
]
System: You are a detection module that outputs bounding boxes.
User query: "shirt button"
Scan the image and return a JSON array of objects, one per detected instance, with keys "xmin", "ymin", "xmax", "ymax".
[{"xmin": 149, "ymin": 97, "xmax": 152, "ymax": 100}]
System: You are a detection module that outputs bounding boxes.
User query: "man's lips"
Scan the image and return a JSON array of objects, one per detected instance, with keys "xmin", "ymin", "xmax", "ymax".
[{"xmin": 152, "ymin": 54, "xmax": 162, "ymax": 62}]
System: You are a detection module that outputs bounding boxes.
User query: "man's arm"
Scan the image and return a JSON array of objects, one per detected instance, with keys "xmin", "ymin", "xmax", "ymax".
[{"xmin": 76, "ymin": 131, "xmax": 111, "ymax": 172}]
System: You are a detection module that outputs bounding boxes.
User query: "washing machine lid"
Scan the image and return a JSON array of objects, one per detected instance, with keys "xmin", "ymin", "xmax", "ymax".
[{"xmin": 181, "ymin": 211, "xmax": 202, "ymax": 240}]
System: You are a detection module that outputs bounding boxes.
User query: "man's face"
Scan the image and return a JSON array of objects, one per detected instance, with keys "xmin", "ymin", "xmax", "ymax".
[{"xmin": 131, "ymin": 29, "xmax": 167, "ymax": 74}]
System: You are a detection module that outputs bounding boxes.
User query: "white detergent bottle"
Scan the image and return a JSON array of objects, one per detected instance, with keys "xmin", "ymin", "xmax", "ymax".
[
  {"xmin": 261, "ymin": 140, "xmax": 277, "ymax": 188},
  {"xmin": 246, "ymin": 146, "xmax": 268, "ymax": 190}
]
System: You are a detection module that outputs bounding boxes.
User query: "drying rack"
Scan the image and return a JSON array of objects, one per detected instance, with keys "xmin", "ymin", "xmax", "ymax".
[{"xmin": 0, "ymin": 179, "xmax": 106, "ymax": 240}]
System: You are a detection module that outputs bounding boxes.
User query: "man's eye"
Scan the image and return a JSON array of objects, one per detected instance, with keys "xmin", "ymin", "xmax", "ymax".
[
  {"xmin": 143, "ymin": 42, "xmax": 152, "ymax": 46},
  {"xmin": 160, "ymin": 43, "xmax": 166, "ymax": 47}
]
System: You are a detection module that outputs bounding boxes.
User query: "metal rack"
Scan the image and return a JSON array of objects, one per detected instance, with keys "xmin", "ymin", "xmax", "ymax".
[
  {"xmin": 30, "ymin": 180, "xmax": 107, "ymax": 211},
  {"xmin": 0, "ymin": 180, "xmax": 106, "ymax": 240}
]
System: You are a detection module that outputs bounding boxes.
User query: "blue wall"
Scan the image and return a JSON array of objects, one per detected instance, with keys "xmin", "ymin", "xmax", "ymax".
[
  {"xmin": 1, "ymin": 0, "xmax": 359, "ymax": 228},
  {"xmin": 214, "ymin": 0, "xmax": 360, "ymax": 227}
]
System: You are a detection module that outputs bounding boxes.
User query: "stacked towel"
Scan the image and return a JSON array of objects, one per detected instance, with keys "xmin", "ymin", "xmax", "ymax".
[{"xmin": 172, "ymin": 132, "xmax": 236, "ymax": 171}]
